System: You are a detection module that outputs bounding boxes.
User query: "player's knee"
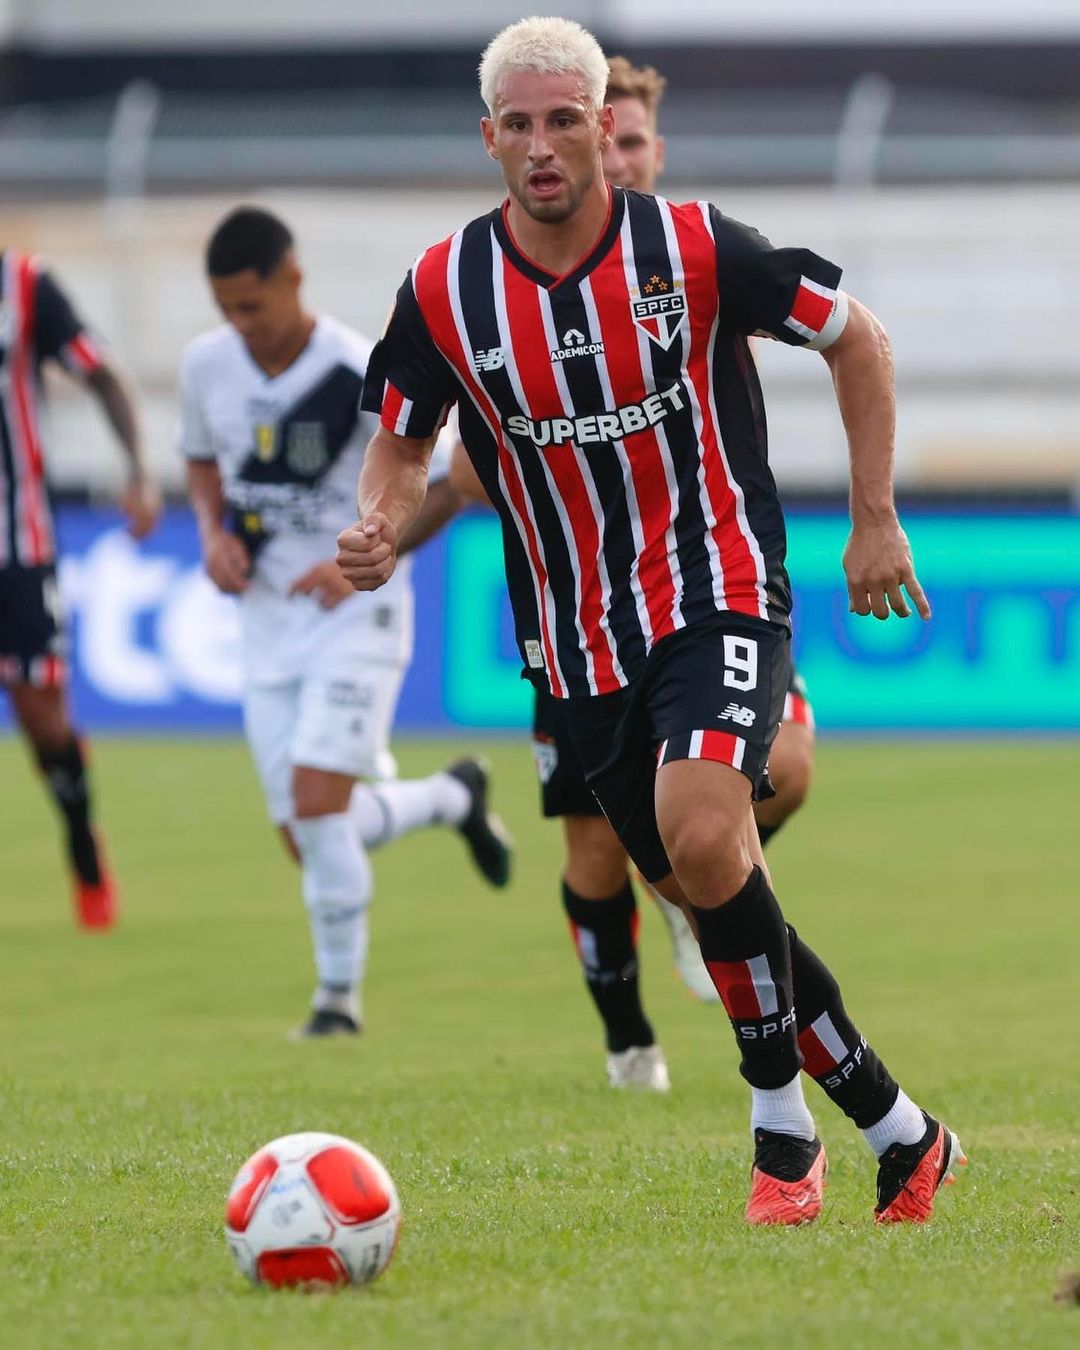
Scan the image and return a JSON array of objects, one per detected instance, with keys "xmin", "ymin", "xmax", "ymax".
[
  {"xmin": 292, "ymin": 766, "xmax": 354, "ymax": 820},
  {"xmin": 663, "ymin": 808, "xmax": 749, "ymax": 899},
  {"xmin": 562, "ymin": 816, "xmax": 628, "ymax": 897},
  {"xmin": 12, "ymin": 686, "xmax": 70, "ymax": 751},
  {"xmin": 290, "ymin": 812, "xmax": 371, "ymax": 909}
]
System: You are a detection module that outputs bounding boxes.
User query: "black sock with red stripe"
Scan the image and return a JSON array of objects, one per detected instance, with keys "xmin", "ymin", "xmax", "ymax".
[
  {"xmin": 691, "ymin": 866, "xmax": 801, "ymax": 1089},
  {"xmin": 786, "ymin": 923, "xmax": 899, "ymax": 1128},
  {"xmin": 35, "ymin": 735, "xmax": 101, "ymax": 885},
  {"xmin": 562, "ymin": 880, "xmax": 654, "ymax": 1053}
]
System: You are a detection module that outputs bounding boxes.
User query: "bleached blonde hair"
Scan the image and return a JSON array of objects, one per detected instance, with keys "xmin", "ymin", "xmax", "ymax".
[{"xmin": 479, "ymin": 16, "xmax": 609, "ymax": 116}]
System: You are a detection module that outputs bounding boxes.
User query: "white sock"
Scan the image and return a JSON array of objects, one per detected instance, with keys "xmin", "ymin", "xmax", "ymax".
[
  {"xmin": 861, "ymin": 1088, "xmax": 927, "ymax": 1157},
  {"xmin": 349, "ymin": 773, "xmax": 470, "ymax": 851},
  {"xmin": 291, "ymin": 813, "xmax": 372, "ymax": 994},
  {"xmin": 750, "ymin": 1074, "xmax": 816, "ymax": 1141},
  {"xmin": 312, "ymin": 984, "xmax": 361, "ymax": 1022}
]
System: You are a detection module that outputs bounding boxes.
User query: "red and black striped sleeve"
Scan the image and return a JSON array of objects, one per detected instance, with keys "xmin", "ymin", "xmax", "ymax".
[
  {"xmin": 709, "ymin": 207, "xmax": 848, "ymax": 351},
  {"xmin": 33, "ymin": 268, "xmax": 105, "ymax": 376},
  {"xmin": 360, "ymin": 272, "xmax": 458, "ymax": 438}
]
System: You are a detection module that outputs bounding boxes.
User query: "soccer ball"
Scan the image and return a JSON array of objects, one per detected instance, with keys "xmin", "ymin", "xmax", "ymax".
[{"xmin": 225, "ymin": 1131, "xmax": 401, "ymax": 1289}]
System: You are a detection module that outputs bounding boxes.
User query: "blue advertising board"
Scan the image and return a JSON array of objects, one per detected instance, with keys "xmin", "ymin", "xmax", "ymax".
[{"xmin": 1, "ymin": 503, "xmax": 1077, "ymax": 733}]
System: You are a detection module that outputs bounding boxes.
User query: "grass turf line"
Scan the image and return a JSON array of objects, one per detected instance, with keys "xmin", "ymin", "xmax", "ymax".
[{"xmin": 0, "ymin": 736, "xmax": 1077, "ymax": 1348}]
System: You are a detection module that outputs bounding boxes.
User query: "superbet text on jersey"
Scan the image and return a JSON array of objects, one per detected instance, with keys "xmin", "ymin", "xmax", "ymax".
[{"xmin": 363, "ymin": 186, "xmax": 847, "ymax": 699}]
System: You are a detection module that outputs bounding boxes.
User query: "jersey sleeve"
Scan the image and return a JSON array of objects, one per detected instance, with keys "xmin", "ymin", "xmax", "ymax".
[
  {"xmin": 176, "ymin": 351, "xmax": 215, "ymax": 462},
  {"xmin": 360, "ymin": 273, "xmax": 458, "ymax": 438},
  {"xmin": 709, "ymin": 208, "xmax": 848, "ymax": 351},
  {"xmin": 34, "ymin": 268, "xmax": 106, "ymax": 376}
]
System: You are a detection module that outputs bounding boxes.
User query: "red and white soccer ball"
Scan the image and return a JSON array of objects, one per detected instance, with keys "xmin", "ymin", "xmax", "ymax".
[{"xmin": 225, "ymin": 1132, "xmax": 401, "ymax": 1290}]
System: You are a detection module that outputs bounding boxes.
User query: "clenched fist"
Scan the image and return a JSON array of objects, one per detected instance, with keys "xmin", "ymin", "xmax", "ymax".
[{"xmin": 336, "ymin": 513, "xmax": 399, "ymax": 592}]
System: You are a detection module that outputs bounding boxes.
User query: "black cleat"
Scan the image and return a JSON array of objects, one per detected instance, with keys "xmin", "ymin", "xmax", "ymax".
[
  {"xmin": 445, "ymin": 756, "xmax": 513, "ymax": 888},
  {"xmin": 289, "ymin": 1008, "xmax": 362, "ymax": 1041},
  {"xmin": 874, "ymin": 1111, "xmax": 966, "ymax": 1223}
]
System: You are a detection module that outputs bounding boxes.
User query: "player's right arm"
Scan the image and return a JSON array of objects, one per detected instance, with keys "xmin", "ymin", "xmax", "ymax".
[
  {"xmin": 337, "ymin": 268, "xmax": 460, "ymax": 591},
  {"xmin": 178, "ymin": 346, "xmax": 249, "ymax": 594},
  {"xmin": 337, "ymin": 426, "xmax": 436, "ymax": 591}
]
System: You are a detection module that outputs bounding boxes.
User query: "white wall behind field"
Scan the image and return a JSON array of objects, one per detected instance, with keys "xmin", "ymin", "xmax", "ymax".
[
  {"xmin": 12, "ymin": 184, "xmax": 1079, "ymax": 496},
  {"xmin": 10, "ymin": 0, "xmax": 1080, "ymax": 44}
]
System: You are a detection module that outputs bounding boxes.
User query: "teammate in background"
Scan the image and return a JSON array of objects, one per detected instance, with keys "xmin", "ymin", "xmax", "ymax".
[
  {"xmin": 339, "ymin": 18, "xmax": 964, "ymax": 1225},
  {"xmin": 0, "ymin": 249, "xmax": 160, "ymax": 928},
  {"xmin": 448, "ymin": 56, "xmax": 815, "ymax": 1088},
  {"xmin": 180, "ymin": 207, "xmax": 510, "ymax": 1039}
]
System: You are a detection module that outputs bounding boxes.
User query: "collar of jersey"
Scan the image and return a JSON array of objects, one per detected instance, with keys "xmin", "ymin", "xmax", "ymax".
[{"xmin": 493, "ymin": 185, "xmax": 625, "ymax": 292}]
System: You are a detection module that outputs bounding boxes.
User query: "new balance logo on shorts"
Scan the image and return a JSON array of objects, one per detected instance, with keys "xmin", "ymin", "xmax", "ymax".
[{"xmin": 719, "ymin": 703, "xmax": 756, "ymax": 727}]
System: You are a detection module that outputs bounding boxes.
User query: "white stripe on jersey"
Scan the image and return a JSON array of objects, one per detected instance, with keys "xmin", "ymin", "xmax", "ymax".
[
  {"xmin": 488, "ymin": 236, "xmax": 597, "ymax": 695},
  {"xmin": 628, "ymin": 201, "xmax": 687, "ymax": 636},
  {"xmin": 578, "ymin": 274, "xmax": 654, "ymax": 650},
  {"xmin": 443, "ymin": 229, "xmax": 569, "ymax": 696},
  {"xmin": 392, "ymin": 395, "xmax": 414, "ymax": 436},
  {"xmin": 698, "ymin": 202, "xmax": 770, "ymax": 622},
  {"xmin": 534, "ymin": 278, "xmax": 625, "ymax": 690},
  {"xmin": 654, "ymin": 198, "xmax": 728, "ymax": 616}
]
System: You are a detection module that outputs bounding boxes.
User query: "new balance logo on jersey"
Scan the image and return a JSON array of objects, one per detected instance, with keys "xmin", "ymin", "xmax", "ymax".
[
  {"xmin": 630, "ymin": 286, "xmax": 687, "ymax": 350},
  {"xmin": 719, "ymin": 703, "xmax": 756, "ymax": 727},
  {"xmin": 473, "ymin": 346, "xmax": 506, "ymax": 372},
  {"xmin": 550, "ymin": 327, "xmax": 605, "ymax": 363},
  {"xmin": 505, "ymin": 383, "xmax": 686, "ymax": 449}
]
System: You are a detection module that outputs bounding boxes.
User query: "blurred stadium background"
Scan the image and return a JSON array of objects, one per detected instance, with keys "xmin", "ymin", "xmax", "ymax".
[{"xmin": 2, "ymin": 0, "xmax": 1079, "ymax": 734}]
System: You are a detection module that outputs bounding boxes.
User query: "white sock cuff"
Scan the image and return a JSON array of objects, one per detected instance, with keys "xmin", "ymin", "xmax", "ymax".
[
  {"xmin": 862, "ymin": 1088, "xmax": 927, "ymax": 1157},
  {"xmin": 750, "ymin": 1074, "xmax": 816, "ymax": 1142}
]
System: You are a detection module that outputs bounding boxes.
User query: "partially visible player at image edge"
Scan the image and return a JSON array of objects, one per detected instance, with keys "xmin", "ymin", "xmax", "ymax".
[
  {"xmin": 180, "ymin": 207, "xmax": 511, "ymax": 1039},
  {"xmin": 0, "ymin": 247, "xmax": 161, "ymax": 928},
  {"xmin": 338, "ymin": 17, "xmax": 966, "ymax": 1225},
  {"xmin": 449, "ymin": 56, "xmax": 817, "ymax": 1091}
]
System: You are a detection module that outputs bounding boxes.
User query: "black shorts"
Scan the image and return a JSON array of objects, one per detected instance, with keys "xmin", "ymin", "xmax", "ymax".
[
  {"xmin": 532, "ymin": 645, "xmax": 811, "ymax": 822},
  {"xmin": 559, "ymin": 615, "xmax": 791, "ymax": 883},
  {"xmin": 532, "ymin": 685, "xmax": 601, "ymax": 818},
  {"xmin": 0, "ymin": 563, "xmax": 67, "ymax": 687}
]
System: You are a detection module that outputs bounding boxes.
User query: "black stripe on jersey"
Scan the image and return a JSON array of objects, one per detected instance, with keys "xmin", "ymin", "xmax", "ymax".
[
  {"xmin": 622, "ymin": 192, "xmax": 720, "ymax": 631},
  {"xmin": 543, "ymin": 281, "xmax": 646, "ymax": 678},
  {"xmin": 456, "ymin": 219, "xmax": 589, "ymax": 692},
  {"xmin": 235, "ymin": 363, "xmax": 363, "ymax": 488}
]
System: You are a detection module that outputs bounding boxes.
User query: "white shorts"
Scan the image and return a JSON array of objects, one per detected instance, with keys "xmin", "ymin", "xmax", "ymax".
[
  {"xmin": 239, "ymin": 582, "xmax": 412, "ymax": 825},
  {"xmin": 243, "ymin": 661, "xmax": 406, "ymax": 825}
]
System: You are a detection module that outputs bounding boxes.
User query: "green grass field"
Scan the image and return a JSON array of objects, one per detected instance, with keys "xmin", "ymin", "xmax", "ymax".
[{"xmin": 1, "ymin": 734, "xmax": 1078, "ymax": 1348}]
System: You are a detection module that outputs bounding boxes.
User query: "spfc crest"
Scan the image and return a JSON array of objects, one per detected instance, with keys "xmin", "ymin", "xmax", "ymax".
[{"xmin": 629, "ymin": 277, "xmax": 687, "ymax": 351}]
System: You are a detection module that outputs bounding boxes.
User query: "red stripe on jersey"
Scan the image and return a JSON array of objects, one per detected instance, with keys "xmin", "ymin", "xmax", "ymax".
[
  {"xmin": 697, "ymin": 728, "xmax": 742, "ymax": 767},
  {"xmin": 29, "ymin": 653, "xmax": 65, "ymax": 689},
  {"xmin": 380, "ymin": 381, "xmax": 405, "ymax": 433},
  {"xmin": 790, "ymin": 283, "xmax": 834, "ymax": 336},
  {"xmin": 66, "ymin": 333, "xmax": 103, "ymax": 375},
  {"xmin": 414, "ymin": 237, "xmax": 565, "ymax": 696},
  {"xmin": 671, "ymin": 207, "xmax": 761, "ymax": 618},
  {"xmin": 589, "ymin": 227, "xmax": 678, "ymax": 643},
  {"xmin": 9, "ymin": 255, "xmax": 51, "ymax": 564},
  {"xmin": 797, "ymin": 1025, "xmax": 836, "ymax": 1078},
  {"xmin": 499, "ymin": 259, "xmax": 616, "ymax": 691},
  {"xmin": 705, "ymin": 958, "xmax": 763, "ymax": 1019}
]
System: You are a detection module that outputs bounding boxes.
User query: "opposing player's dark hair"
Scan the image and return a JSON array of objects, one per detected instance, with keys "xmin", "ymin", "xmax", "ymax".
[{"xmin": 206, "ymin": 207, "xmax": 294, "ymax": 278}]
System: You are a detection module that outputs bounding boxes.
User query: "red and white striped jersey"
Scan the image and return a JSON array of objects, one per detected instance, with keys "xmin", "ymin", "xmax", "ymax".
[
  {"xmin": 363, "ymin": 187, "xmax": 847, "ymax": 698},
  {"xmin": 0, "ymin": 252, "xmax": 104, "ymax": 567}
]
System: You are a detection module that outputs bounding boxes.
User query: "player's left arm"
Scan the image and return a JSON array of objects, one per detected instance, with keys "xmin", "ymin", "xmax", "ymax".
[
  {"xmin": 34, "ymin": 268, "xmax": 161, "ymax": 539},
  {"xmin": 712, "ymin": 211, "xmax": 928, "ymax": 623},
  {"xmin": 820, "ymin": 298, "xmax": 929, "ymax": 622}
]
